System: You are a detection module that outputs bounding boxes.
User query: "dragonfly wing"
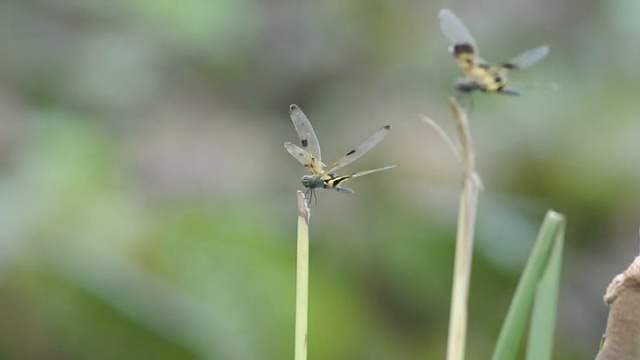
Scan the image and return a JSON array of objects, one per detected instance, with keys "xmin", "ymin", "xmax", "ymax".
[
  {"xmin": 438, "ymin": 9, "xmax": 478, "ymax": 54},
  {"xmin": 503, "ymin": 46, "xmax": 549, "ymax": 70},
  {"xmin": 324, "ymin": 125, "xmax": 392, "ymax": 175},
  {"xmin": 284, "ymin": 142, "xmax": 324, "ymax": 174},
  {"xmin": 350, "ymin": 164, "xmax": 397, "ymax": 178},
  {"xmin": 289, "ymin": 104, "xmax": 322, "ymax": 163}
]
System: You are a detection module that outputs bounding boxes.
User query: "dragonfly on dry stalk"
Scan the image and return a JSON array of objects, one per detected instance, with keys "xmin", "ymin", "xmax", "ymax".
[{"xmin": 438, "ymin": 8, "xmax": 549, "ymax": 97}]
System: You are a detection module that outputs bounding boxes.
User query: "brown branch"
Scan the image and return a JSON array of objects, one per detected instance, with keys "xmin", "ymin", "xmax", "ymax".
[{"xmin": 596, "ymin": 252, "xmax": 640, "ymax": 359}]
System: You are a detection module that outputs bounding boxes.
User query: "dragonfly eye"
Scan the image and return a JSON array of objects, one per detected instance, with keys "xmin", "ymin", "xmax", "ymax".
[
  {"xmin": 301, "ymin": 175, "xmax": 317, "ymax": 188},
  {"xmin": 494, "ymin": 75, "xmax": 503, "ymax": 83}
]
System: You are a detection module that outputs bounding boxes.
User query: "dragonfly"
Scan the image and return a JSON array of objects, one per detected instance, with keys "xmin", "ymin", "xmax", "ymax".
[
  {"xmin": 438, "ymin": 8, "xmax": 549, "ymax": 96},
  {"xmin": 284, "ymin": 104, "xmax": 396, "ymax": 204}
]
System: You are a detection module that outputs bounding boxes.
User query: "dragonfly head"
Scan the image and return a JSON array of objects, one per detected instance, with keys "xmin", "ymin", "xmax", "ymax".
[
  {"xmin": 455, "ymin": 78, "xmax": 480, "ymax": 93},
  {"xmin": 301, "ymin": 175, "xmax": 323, "ymax": 189}
]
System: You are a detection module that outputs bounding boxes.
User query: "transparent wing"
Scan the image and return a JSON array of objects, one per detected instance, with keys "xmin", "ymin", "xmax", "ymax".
[
  {"xmin": 350, "ymin": 164, "xmax": 397, "ymax": 178},
  {"xmin": 438, "ymin": 9, "xmax": 478, "ymax": 52},
  {"xmin": 504, "ymin": 46, "xmax": 549, "ymax": 70},
  {"xmin": 324, "ymin": 125, "xmax": 392, "ymax": 175},
  {"xmin": 289, "ymin": 104, "xmax": 321, "ymax": 163},
  {"xmin": 284, "ymin": 142, "xmax": 324, "ymax": 175},
  {"xmin": 284, "ymin": 142, "xmax": 312, "ymax": 167}
]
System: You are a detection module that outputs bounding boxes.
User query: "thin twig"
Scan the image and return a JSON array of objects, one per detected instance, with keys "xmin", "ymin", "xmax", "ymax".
[
  {"xmin": 294, "ymin": 190, "xmax": 310, "ymax": 360},
  {"xmin": 446, "ymin": 97, "xmax": 482, "ymax": 360},
  {"xmin": 420, "ymin": 114, "xmax": 462, "ymax": 162}
]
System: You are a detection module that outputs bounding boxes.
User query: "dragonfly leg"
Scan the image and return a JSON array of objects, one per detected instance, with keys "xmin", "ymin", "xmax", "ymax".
[
  {"xmin": 455, "ymin": 92, "xmax": 474, "ymax": 113},
  {"xmin": 304, "ymin": 188, "xmax": 317, "ymax": 206}
]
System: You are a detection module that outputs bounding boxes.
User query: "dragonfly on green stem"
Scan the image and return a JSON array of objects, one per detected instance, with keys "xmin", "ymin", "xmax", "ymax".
[{"xmin": 284, "ymin": 104, "xmax": 396, "ymax": 205}]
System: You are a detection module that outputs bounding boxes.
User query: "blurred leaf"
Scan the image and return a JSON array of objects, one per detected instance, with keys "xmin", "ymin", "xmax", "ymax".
[
  {"xmin": 491, "ymin": 211, "xmax": 565, "ymax": 360},
  {"xmin": 526, "ymin": 222, "xmax": 564, "ymax": 360}
]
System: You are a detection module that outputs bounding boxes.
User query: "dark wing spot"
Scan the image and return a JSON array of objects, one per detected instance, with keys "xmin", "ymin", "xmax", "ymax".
[
  {"xmin": 453, "ymin": 43, "xmax": 475, "ymax": 56},
  {"xmin": 290, "ymin": 104, "xmax": 298, "ymax": 111},
  {"xmin": 383, "ymin": 125, "xmax": 391, "ymax": 130},
  {"xmin": 346, "ymin": 149, "xmax": 356, "ymax": 156},
  {"xmin": 301, "ymin": 139, "xmax": 308, "ymax": 147},
  {"xmin": 502, "ymin": 63, "xmax": 517, "ymax": 70}
]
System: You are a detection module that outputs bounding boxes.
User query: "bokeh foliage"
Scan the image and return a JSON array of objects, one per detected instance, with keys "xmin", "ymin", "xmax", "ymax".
[{"xmin": 0, "ymin": 0, "xmax": 639, "ymax": 359}]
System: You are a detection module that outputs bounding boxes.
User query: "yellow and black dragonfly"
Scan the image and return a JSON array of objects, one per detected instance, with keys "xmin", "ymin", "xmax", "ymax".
[
  {"xmin": 438, "ymin": 8, "xmax": 549, "ymax": 96},
  {"xmin": 284, "ymin": 104, "xmax": 396, "ymax": 204}
]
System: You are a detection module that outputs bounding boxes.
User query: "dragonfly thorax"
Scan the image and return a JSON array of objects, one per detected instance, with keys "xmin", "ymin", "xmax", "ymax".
[
  {"xmin": 463, "ymin": 64, "xmax": 508, "ymax": 91},
  {"xmin": 456, "ymin": 68, "xmax": 520, "ymax": 95},
  {"xmin": 301, "ymin": 174, "xmax": 326, "ymax": 189}
]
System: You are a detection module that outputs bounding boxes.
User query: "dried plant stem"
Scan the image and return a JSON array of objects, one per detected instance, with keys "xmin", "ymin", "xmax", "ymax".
[
  {"xmin": 420, "ymin": 114, "xmax": 462, "ymax": 162},
  {"xmin": 596, "ymin": 241, "xmax": 640, "ymax": 360},
  {"xmin": 294, "ymin": 191, "xmax": 310, "ymax": 360},
  {"xmin": 446, "ymin": 97, "xmax": 482, "ymax": 360}
]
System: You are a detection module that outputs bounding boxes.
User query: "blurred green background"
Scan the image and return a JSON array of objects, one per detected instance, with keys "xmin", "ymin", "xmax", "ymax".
[{"xmin": 0, "ymin": 0, "xmax": 639, "ymax": 359}]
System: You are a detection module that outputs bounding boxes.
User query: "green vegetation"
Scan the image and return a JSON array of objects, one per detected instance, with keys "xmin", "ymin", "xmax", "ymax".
[{"xmin": 0, "ymin": 1, "xmax": 634, "ymax": 359}]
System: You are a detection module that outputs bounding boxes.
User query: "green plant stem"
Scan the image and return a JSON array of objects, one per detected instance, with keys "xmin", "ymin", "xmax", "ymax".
[
  {"xmin": 294, "ymin": 191, "xmax": 310, "ymax": 360},
  {"xmin": 491, "ymin": 210, "xmax": 565, "ymax": 360},
  {"xmin": 446, "ymin": 98, "xmax": 482, "ymax": 360},
  {"xmin": 526, "ymin": 221, "xmax": 565, "ymax": 360}
]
